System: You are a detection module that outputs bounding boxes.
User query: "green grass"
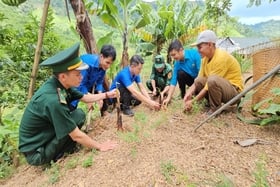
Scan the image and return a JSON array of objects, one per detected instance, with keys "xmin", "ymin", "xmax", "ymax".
[
  {"xmin": 46, "ymin": 161, "xmax": 60, "ymax": 184},
  {"xmin": 252, "ymin": 154, "xmax": 269, "ymax": 187}
]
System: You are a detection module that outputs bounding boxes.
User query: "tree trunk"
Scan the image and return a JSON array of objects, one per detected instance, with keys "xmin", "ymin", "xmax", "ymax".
[
  {"xmin": 69, "ymin": 0, "xmax": 110, "ymax": 90},
  {"xmin": 120, "ymin": 5, "xmax": 129, "ymax": 68},
  {"xmin": 27, "ymin": 0, "xmax": 50, "ymax": 99},
  {"xmin": 69, "ymin": 0, "xmax": 98, "ymax": 54}
]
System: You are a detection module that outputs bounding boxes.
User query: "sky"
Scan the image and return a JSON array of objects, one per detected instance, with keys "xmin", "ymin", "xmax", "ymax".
[
  {"xmin": 228, "ymin": 0, "xmax": 280, "ymax": 25},
  {"xmin": 142, "ymin": 0, "xmax": 280, "ymax": 25}
]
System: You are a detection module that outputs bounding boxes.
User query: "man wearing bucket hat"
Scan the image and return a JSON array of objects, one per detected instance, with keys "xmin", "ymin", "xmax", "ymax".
[
  {"xmin": 146, "ymin": 55, "xmax": 172, "ymax": 98},
  {"xmin": 162, "ymin": 39, "xmax": 201, "ymax": 106},
  {"xmin": 184, "ymin": 30, "xmax": 244, "ymax": 115},
  {"xmin": 19, "ymin": 43, "xmax": 118, "ymax": 166}
]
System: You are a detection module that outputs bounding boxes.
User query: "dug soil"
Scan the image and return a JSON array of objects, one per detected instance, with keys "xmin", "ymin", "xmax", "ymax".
[{"xmin": 1, "ymin": 90, "xmax": 280, "ymax": 187}]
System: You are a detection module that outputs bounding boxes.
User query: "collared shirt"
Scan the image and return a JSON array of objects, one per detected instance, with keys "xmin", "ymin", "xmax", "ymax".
[
  {"xmin": 78, "ymin": 54, "xmax": 105, "ymax": 93},
  {"xmin": 150, "ymin": 63, "xmax": 173, "ymax": 86},
  {"xmin": 198, "ymin": 48, "xmax": 244, "ymax": 92},
  {"xmin": 110, "ymin": 66, "xmax": 141, "ymax": 90},
  {"xmin": 19, "ymin": 77, "xmax": 83, "ymax": 153},
  {"xmin": 170, "ymin": 49, "xmax": 201, "ymax": 86}
]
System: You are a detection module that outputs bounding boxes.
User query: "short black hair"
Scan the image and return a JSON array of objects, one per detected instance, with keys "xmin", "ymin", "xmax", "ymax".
[
  {"xmin": 130, "ymin": 54, "xmax": 144, "ymax": 66},
  {"xmin": 168, "ymin": 39, "xmax": 183, "ymax": 54},
  {"xmin": 100, "ymin": 45, "xmax": 116, "ymax": 61}
]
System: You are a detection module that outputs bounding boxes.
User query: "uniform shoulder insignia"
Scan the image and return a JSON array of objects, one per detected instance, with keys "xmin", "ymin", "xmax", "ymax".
[
  {"xmin": 57, "ymin": 88, "xmax": 67, "ymax": 104},
  {"xmin": 167, "ymin": 72, "xmax": 172, "ymax": 79}
]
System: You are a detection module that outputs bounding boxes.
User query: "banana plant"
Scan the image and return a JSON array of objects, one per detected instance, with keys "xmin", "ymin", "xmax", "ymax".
[
  {"xmin": 134, "ymin": 0, "xmax": 203, "ymax": 62},
  {"xmin": 88, "ymin": 0, "xmax": 152, "ymax": 67},
  {"xmin": 1, "ymin": 0, "xmax": 26, "ymax": 6}
]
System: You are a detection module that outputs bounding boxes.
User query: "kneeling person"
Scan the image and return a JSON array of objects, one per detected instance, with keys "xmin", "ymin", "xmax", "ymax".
[
  {"xmin": 19, "ymin": 43, "xmax": 118, "ymax": 166},
  {"xmin": 146, "ymin": 55, "xmax": 172, "ymax": 99},
  {"xmin": 110, "ymin": 55, "xmax": 160, "ymax": 116}
]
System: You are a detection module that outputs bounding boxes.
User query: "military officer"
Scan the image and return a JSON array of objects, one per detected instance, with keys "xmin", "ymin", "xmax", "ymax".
[
  {"xmin": 19, "ymin": 43, "xmax": 118, "ymax": 166},
  {"xmin": 146, "ymin": 55, "xmax": 172, "ymax": 98}
]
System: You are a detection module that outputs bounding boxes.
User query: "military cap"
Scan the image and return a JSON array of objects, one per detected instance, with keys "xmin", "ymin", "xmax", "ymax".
[
  {"xmin": 154, "ymin": 55, "xmax": 165, "ymax": 69},
  {"xmin": 40, "ymin": 43, "xmax": 89, "ymax": 73}
]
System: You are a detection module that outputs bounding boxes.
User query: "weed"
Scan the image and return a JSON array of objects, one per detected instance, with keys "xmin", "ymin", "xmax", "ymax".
[
  {"xmin": 118, "ymin": 123, "xmax": 141, "ymax": 143},
  {"xmin": 47, "ymin": 161, "xmax": 60, "ymax": 184},
  {"xmin": 150, "ymin": 111, "xmax": 168, "ymax": 129},
  {"xmin": 252, "ymin": 155, "xmax": 269, "ymax": 187},
  {"xmin": 215, "ymin": 174, "xmax": 234, "ymax": 187},
  {"xmin": 134, "ymin": 111, "xmax": 147, "ymax": 123},
  {"xmin": 160, "ymin": 160, "xmax": 177, "ymax": 183},
  {"xmin": 130, "ymin": 146, "xmax": 137, "ymax": 159},
  {"xmin": 82, "ymin": 154, "xmax": 94, "ymax": 168},
  {"xmin": 160, "ymin": 161, "xmax": 195, "ymax": 186},
  {"xmin": 65, "ymin": 157, "xmax": 79, "ymax": 169}
]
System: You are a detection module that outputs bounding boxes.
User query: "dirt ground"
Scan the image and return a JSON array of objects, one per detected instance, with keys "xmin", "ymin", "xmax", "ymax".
[{"xmin": 1, "ymin": 93, "xmax": 280, "ymax": 187}]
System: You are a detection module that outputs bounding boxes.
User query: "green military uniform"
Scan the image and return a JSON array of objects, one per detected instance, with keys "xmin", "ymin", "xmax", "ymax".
[
  {"xmin": 19, "ymin": 43, "xmax": 89, "ymax": 166},
  {"xmin": 146, "ymin": 55, "xmax": 173, "ymax": 92}
]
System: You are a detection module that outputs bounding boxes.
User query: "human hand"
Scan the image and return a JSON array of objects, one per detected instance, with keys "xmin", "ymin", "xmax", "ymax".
[
  {"xmin": 153, "ymin": 101, "xmax": 161, "ymax": 110},
  {"xmin": 106, "ymin": 90, "xmax": 117, "ymax": 98},
  {"xmin": 162, "ymin": 98, "xmax": 169, "ymax": 107},
  {"xmin": 183, "ymin": 92, "xmax": 192, "ymax": 102},
  {"xmin": 160, "ymin": 92, "xmax": 164, "ymax": 100},
  {"xmin": 98, "ymin": 140, "xmax": 118, "ymax": 151},
  {"xmin": 87, "ymin": 103, "xmax": 94, "ymax": 111},
  {"xmin": 152, "ymin": 90, "xmax": 157, "ymax": 96},
  {"xmin": 184, "ymin": 100, "xmax": 192, "ymax": 111}
]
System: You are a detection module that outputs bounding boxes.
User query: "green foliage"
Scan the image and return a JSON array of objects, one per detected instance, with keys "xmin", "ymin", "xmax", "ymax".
[
  {"xmin": 0, "ymin": 8, "xmax": 63, "ymax": 107},
  {"xmin": 118, "ymin": 125, "xmax": 141, "ymax": 143},
  {"xmin": 252, "ymin": 155, "xmax": 269, "ymax": 187},
  {"xmin": 135, "ymin": 0, "xmax": 202, "ymax": 56},
  {"xmin": 47, "ymin": 161, "xmax": 60, "ymax": 184},
  {"xmin": 0, "ymin": 107, "xmax": 22, "ymax": 179},
  {"xmin": 253, "ymin": 88, "xmax": 280, "ymax": 125},
  {"xmin": 1, "ymin": 0, "xmax": 26, "ymax": 7},
  {"xmin": 82, "ymin": 154, "xmax": 93, "ymax": 168},
  {"xmin": 160, "ymin": 160, "xmax": 196, "ymax": 186},
  {"xmin": 215, "ymin": 174, "xmax": 234, "ymax": 187},
  {"xmin": 65, "ymin": 157, "xmax": 79, "ymax": 169},
  {"xmin": 160, "ymin": 160, "xmax": 177, "ymax": 183},
  {"xmin": 232, "ymin": 52, "xmax": 252, "ymax": 73}
]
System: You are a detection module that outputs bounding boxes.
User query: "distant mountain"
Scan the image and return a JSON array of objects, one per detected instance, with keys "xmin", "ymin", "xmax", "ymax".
[{"xmin": 241, "ymin": 20, "xmax": 280, "ymax": 39}]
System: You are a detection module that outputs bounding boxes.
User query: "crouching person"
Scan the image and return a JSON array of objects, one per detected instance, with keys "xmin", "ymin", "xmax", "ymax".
[{"xmin": 19, "ymin": 43, "xmax": 118, "ymax": 166}]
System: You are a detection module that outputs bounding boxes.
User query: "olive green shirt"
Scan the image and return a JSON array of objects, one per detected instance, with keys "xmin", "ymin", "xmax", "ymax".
[
  {"xmin": 19, "ymin": 77, "xmax": 83, "ymax": 153},
  {"xmin": 150, "ymin": 63, "xmax": 173, "ymax": 86}
]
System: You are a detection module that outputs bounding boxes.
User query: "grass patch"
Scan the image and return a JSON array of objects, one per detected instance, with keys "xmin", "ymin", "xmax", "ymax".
[
  {"xmin": 160, "ymin": 160, "xmax": 195, "ymax": 186},
  {"xmin": 118, "ymin": 123, "xmax": 141, "ymax": 143},
  {"xmin": 252, "ymin": 154, "xmax": 269, "ymax": 187},
  {"xmin": 46, "ymin": 161, "xmax": 60, "ymax": 184},
  {"xmin": 65, "ymin": 157, "xmax": 80, "ymax": 170}
]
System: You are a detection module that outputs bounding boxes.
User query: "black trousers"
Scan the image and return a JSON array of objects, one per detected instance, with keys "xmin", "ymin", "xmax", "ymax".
[
  {"xmin": 113, "ymin": 86, "xmax": 141, "ymax": 110},
  {"xmin": 177, "ymin": 70, "xmax": 194, "ymax": 98}
]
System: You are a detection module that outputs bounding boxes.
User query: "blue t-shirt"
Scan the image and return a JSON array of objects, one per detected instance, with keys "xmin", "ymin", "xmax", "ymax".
[
  {"xmin": 170, "ymin": 49, "xmax": 201, "ymax": 86},
  {"xmin": 71, "ymin": 54, "xmax": 106, "ymax": 107},
  {"xmin": 110, "ymin": 66, "xmax": 141, "ymax": 90},
  {"xmin": 78, "ymin": 54, "xmax": 105, "ymax": 93}
]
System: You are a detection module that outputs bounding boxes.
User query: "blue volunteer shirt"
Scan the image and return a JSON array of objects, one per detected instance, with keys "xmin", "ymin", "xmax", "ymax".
[
  {"xmin": 110, "ymin": 66, "xmax": 141, "ymax": 90},
  {"xmin": 170, "ymin": 49, "xmax": 201, "ymax": 86},
  {"xmin": 71, "ymin": 54, "xmax": 106, "ymax": 107},
  {"xmin": 78, "ymin": 54, "xmax": 105, "ymax": 93}
]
